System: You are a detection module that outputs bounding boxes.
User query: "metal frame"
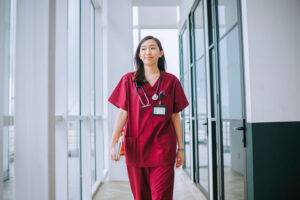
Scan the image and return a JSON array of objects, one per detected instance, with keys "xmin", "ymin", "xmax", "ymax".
[
  {"xmin": 212, "ymin": 0, "xmax": 248, "ymax": 199},
  {"xmin": 179, "ymin": 20, "xmax": 193, "ymax": 177},
  {"xmin": 179, "ymin": 0, "xmax": 248, "ymax": 199},
  {"xmin": 189, "ymin": 0, "xmax": 211, "ymax": 198}
]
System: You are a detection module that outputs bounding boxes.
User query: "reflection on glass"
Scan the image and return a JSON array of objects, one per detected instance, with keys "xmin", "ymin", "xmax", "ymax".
[
  {"xmin": 217, "ymin": 0, "xmax": 238, "ymax": 37},
  {"xmin": 194, "ymin": 0, "xmax": 205, "ymax": 59},
  {"xmin": 196, "ymin": 58, "xmax": 209, "ymax": 192},
  {"xmin": 219, "ymin": 27, "xmax": 242, "ymax": 119},
  {"xmin": 219, "ymin": 27, "xmax": 245, "ymax": 200}
]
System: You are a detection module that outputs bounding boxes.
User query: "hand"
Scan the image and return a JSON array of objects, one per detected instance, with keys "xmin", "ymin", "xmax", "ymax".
[
  {"xmin": 175, "ymin": 150, "xmax": 184, "ymax": 168},
  {"xmin": 110, "ymin": 146, "xmax": 120, "ymax": 161}
]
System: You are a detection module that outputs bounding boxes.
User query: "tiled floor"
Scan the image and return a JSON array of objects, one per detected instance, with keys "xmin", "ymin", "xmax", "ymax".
[
  {"xmin": 224, "ymin": 167, "xmax": 245, "ymax": 200},
  {"xmin": 93, "ymin": 169, "xmax": 207, "ymax": 200}
]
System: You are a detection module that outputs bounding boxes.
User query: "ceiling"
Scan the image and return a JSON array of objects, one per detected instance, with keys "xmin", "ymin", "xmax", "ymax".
[{"xmin": 132, "ymin": 0, "xmax": 181, "ymax": 7}]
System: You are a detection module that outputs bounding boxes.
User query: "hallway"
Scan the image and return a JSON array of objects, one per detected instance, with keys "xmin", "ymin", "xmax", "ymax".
[
  {"xmin": 94, "ymin": 169, "xmax": 206, "ymax": 200},
  {"xmin": 1, "ymin": 0, "xmax": 300, "ymax": 200}
]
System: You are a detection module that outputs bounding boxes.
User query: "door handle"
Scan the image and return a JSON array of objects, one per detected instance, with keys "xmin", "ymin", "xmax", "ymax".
[{"xmin": 234, "ymin": 126, "xmax": 246, "ymax": 131}]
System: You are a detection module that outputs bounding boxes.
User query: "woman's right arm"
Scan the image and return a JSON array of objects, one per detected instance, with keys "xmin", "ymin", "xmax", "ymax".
[{"xmin": 110, "ymin": 108, "xmax": 128, "ymax": 161}]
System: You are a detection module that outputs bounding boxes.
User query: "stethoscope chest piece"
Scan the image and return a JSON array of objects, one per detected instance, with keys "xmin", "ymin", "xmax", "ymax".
[{"xmin": 152, "ymin": 93, "xmax": 158, "ymax": 101}]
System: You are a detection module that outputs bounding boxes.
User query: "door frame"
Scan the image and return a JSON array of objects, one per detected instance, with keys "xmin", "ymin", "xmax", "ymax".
[{"xmin": 210, "ymin": 0, "xmax": 248, "ymax": 199}]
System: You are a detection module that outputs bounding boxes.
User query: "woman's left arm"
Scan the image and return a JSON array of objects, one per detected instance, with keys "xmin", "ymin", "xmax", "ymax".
[{"xmin": 171, "ymin": 112, "xmax": 185, "ymax": 168}]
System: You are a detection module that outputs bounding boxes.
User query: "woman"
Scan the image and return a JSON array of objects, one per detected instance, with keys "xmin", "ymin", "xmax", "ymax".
[{"xmin": 108, "ymin": 35, "xmax": 189, "ymax": 200}]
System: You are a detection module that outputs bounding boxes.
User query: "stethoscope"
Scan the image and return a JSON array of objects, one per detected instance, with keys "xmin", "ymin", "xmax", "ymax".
[{"xmin": 134, "ymin": 75, "xmax": 165, "ymax": 108}]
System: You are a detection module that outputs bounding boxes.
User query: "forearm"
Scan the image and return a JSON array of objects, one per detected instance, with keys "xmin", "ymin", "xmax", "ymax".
[
  {"xmin": 111, "ymin": 108, "xmax": 128, "ymax": 148},
  {"xmin": 171, "ymin": 113, "xmax": 184, "ymax": 149}
]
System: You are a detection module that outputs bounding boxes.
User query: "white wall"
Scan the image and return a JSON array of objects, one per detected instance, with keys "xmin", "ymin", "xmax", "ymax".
[
  {"xmin": 241, "ymin": 0, "xmax": 300, "ymax": 122},
  {"xmin": 133, "ymin": 0, "xmax": 180, "ymax": 7},
  {"xmin": 14, "ymin": 0, "xmax": 56, "ymax": 199},
  {"xmin": 138, "ymin": 6, "xmax": 178, "ymax": 28},
  {"xmin": 103, "ymin": 0, "xmax": 133, "ymax": 181}
]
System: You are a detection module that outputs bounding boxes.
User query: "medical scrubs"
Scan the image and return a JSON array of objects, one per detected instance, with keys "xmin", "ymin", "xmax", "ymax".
[{"xmin": 108, "ymin": 71, "xmax": 189, "ymax": 200}]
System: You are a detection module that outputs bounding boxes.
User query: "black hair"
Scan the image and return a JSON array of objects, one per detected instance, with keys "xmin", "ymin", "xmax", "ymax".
[{"xmin": 133, "ymin": 35, "xmax": 166, "ymax": 83}]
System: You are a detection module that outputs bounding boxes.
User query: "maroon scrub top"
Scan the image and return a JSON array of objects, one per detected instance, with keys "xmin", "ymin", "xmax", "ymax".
[{"xmin": 108, "ymin": 71, "xmax": 189, "ymax": 167}]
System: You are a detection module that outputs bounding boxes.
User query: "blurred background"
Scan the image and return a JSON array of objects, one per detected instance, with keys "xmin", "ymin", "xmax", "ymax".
[{"xmin": 1, "ymin": 0, "xmax": 300, "ymax": 200}]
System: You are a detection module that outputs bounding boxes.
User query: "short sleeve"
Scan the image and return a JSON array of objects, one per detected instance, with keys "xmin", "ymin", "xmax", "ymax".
[
  {"xmin": 108, "ymin": 75, "xmax": 128, "ymax": 111},
  {"xmin": 173, "ymin": 78, "xmax": 189, "ymax": 113}
]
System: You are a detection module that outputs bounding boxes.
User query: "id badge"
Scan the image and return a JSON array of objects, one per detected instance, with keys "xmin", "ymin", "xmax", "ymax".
[{"xmin": 153, "ymin": 105, "xmax": 167, "ymax": 116}]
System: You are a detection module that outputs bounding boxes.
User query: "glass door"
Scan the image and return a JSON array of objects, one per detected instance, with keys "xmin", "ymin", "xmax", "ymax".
[
  {"xmin": 191, "ymin": 0, "xmax": 210, "ymax": 197},
  {"xmin": 218, "ymin": 26, "xmax": 246, "ymax": 200},
  {"xmin": 179, "ymin": 22, "xmax": 193, "ymax": 177},
  {"xmin": 216, "ymin": 0, "xmax": 246, "ymax": 199}
]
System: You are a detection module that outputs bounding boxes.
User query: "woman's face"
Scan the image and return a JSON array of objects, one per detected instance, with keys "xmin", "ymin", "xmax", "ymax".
[{"xmin": 139, "ymin": 39, "xmax": 164, "ymax": 66}]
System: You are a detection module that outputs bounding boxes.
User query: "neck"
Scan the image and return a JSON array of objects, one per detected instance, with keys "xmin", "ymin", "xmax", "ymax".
[{"xmin": 144, "ymin": 64, "xmax": 160, "ymax": 76}]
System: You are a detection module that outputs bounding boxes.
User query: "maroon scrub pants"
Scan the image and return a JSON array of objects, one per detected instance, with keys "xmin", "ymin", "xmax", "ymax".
[{"xmin": 126, "ymin": 165, "xmax": 175, "ymax": 200}]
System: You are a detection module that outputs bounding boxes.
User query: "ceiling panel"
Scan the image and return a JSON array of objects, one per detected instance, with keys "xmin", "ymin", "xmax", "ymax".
[{"xmin": 132, "ymin": 0, "xmax": 181, "ymax": 6}]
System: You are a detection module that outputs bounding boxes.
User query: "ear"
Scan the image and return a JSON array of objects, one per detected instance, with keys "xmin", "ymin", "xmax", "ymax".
[{"xmin": 160, "ymin": 50, "xmax": 164, "ymax": 58}]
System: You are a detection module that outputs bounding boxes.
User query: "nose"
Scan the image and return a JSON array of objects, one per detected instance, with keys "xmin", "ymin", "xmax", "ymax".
[{"xmin": 145, "ymin": 48, "xmax": 151, "ymax": 54}]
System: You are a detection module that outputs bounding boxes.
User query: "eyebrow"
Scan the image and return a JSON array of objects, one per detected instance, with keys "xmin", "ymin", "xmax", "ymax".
[{"xmin": 141, "ymin": 44, "xmax": 157, "ymax": 47}]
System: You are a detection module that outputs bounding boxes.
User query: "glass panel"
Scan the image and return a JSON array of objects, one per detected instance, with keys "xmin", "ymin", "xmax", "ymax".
[
  {"xmin": 217, "ymin": 0, "xmax": 238, "ymax": 37},
  {"xmin": 195, "ymin": 58, "xmax": 209, "ymax": 192},
  {"xmin": 133, "ymin": 29, "xmax": 139, "ymax": 55},
  {"xmin": 3, "ymin": 0, "xmax": 16, "ymax": 199},
  {"xmin": 3, "ymin": 128, "xmax": 9, "ymax": 181},
  {"xmin": 68, "ymin": 121, "xmax": 81, "ymax": 200},
  {"xmin": 182, "ymin": 28, "xmax": 189, "ymax": 73},
  {"xmin": 219, "ymin": 27, "xmax": 242, "ymax": 120},
  {"xmin": 91, "ymin": 120, "xmax": 96, "ymax": 185},
  {"xmin": 183, "ymin": 72, "xmax": 192, "ymax": 176},
  {"xmin": 180, "ymin": 26, "xmax": 192, "ymax": 176},
  {"xmin": 3, "ymin": 0, "xmax": 11, "ymax": 182},
  {"xmin": 194, "ymin": 0, "xmax": 205, "ymax": 59},
  {"xmin": 133, "ymin": 6, "xmax": 138, "ymax": 26},
  {"xmin": 3, "ymin": 126, "xmax": 15, "ymax": 200},
  {"xmin": 91, "ymin": 8, "xmax": 96, "ymax": 186},
  {"xmin": 68, "ymin": 0, "xmax": 80, "ymax": 116},
  {"xmin": 219, "ymin": 27, "xmax": 245, "ymax": 200},
  {"xmin": 140, "ymin": 29, "xmax": 180, "ymax": 77},
  {"xmin": 68, "ymin": 0, "xmax": 81, "ymax": 199}
]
